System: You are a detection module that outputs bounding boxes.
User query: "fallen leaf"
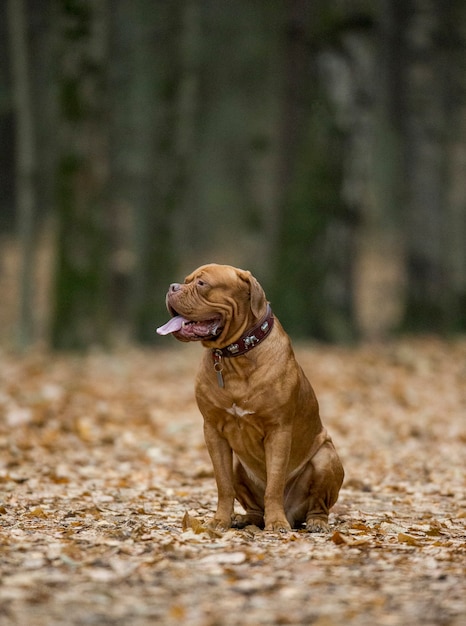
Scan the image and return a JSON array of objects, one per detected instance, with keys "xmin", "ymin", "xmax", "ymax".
[
  {"xmin": 26, "ymin": 507, "xmax": 48, "ymax": 519},
  {"xmin": 199, "ymin": 551, "xmax": 247, "ymax": 565},
  {"xmin": 0, "ymin": 340, "xmax": 465, "ymax": 625},
  {"xmin": 398, "ymin": 533, "xmax": 423, "ymax": 546},
  {"xmin": 181, "ymin": 511, "xmax": 222, "ymax": 538},
  {"xmin": 331, "ymin": 531, "xmax": 348, "ymax": 545}
]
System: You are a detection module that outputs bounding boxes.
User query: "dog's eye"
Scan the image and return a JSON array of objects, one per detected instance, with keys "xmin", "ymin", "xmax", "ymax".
[{"xmin": 197, "ymin": 279, "xmax": 207, "ymax": 287}]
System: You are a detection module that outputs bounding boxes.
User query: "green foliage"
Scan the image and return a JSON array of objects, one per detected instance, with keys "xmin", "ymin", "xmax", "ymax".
[
  {"xmin": 4, "ymin": 0, "xmax": 466, "ymax": 348},
  {"xmin": 62, "ymin": 0, "xmax": 92, "ymax": 39},
  {"xmin": 52, "ymin": 155, "xmax": 110, "ymax": 349},
  {"xmin": 51, "ymin": 0, "xmax": 110, "ymax": 349},
  {"xmin": 270, "ymin": 98, "xmax": 355, "ymax": 341}
]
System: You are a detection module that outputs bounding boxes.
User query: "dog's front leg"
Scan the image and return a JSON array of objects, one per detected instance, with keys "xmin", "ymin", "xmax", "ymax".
[
  {"xmin": 203, "ymin": 420, "xmax": 235, "ymax": 531},
  {"xmin": 263, "ymin": 428, "xmax": 292, "ymax": 532}
]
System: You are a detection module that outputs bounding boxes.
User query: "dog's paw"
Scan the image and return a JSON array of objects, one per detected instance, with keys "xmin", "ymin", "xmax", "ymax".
[
  {"xmin": 206, "ymin": 517, "xmax": 231, "ymax": 532},
  {"xmin": 264, "ymin": 518, "xmax": 292, "ymax": 533},
  {"xmin": 231, "ymin": 513, "xmax": 264, "ymax": 529},
  {"xmin": 306, "ymin": 518, "xmax": 329, "ymax": 533}
]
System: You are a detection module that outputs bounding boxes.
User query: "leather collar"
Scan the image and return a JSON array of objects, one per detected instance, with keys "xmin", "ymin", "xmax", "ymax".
[{"xmin": 212, "ymin": 304, "xmax": 274, "ymax": 359}]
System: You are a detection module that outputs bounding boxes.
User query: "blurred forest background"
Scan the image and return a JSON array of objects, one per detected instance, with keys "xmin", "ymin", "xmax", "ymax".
[{"xmin": 1, "ymin": 0, "xmax": 465, "ymax": 350}]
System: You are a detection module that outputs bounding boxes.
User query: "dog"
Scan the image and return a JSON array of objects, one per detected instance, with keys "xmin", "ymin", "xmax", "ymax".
[{"xmin": 157, "ymin": 264, "xmax": 344, "ymax": 532}]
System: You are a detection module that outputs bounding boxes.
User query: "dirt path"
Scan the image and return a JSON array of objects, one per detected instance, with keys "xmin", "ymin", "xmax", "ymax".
[{"xmin": 0, "ymin": 339, "xmax": 465, "ymax": 625}]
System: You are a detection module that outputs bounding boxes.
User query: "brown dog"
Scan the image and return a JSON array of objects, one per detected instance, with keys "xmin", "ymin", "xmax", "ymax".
[{"xmin": 157, "ymin": 264, "xmax": 344, "ymax": 532}]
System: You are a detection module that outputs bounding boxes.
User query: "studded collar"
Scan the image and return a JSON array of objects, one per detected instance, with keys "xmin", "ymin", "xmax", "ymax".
[
  {"xmin": 210, "ymin": 305, "xmax": 274, "ymax": 388},
  {"xmin": 213, "ymin": 304, "xmax": 274, "ymax": 359}
]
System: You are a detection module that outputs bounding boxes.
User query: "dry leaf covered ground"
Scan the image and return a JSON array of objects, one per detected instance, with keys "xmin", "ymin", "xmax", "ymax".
[{"xmin": 0, "ymin": 338, "xmax": 465, "ymax": 626}]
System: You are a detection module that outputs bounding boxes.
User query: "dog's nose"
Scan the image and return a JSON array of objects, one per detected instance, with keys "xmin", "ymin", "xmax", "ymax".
[{"xmin": 170, "ymin": 283, "xmax": 181, "ymax": 293}]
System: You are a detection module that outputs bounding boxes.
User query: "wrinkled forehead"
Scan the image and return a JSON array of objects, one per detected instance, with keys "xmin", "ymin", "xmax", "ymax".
[{"xmin": 184, "ymin": 264, "xmax": 241, "ymax": 285}]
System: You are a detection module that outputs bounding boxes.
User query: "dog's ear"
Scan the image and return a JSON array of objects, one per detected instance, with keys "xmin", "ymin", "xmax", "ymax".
[{"xmin": 238, "ymin": 269, "xmax": 267, "ymax": 318}]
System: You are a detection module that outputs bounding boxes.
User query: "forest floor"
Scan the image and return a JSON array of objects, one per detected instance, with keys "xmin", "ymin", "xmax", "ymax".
[{"xmin": 0, "ymin": 338, "xmax": 465, "ymax": 626}]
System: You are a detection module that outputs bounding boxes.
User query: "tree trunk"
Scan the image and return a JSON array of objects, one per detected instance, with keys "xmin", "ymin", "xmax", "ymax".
[
  {"xmin": 29, "ymin": 0, "xmax": 58, "ymax": 228},
  {"xmin": 271, "ymin": 0, "xmax": 359, "ymax": 341},
  {"xmin": 351, "ymin": 0, "xmax": 407, "ymax": 339},
  {"xmin": 51, "ymin": 0, "xmax": 110, "ymax": 349},
  {"xmin": 7, "ymin": 0, "xmax": 37, "ymax": 349},
  {"xmin": 0, "ymin": 2, "xmax": 15, "ymax": 232},
  {"xmin": 440, "ymin": 1, "xmax": 466, "ymax": 330},
  {"xmin": 173, "ymin": 0, "xmax": 282, "ymax": 278},
  {"xmin": 108, "ymin": 0, "xmax": 178, "ymax": 343},
  {"xmin": 402, "ymin": 0, "xmax": 466, "ymax": 332}
]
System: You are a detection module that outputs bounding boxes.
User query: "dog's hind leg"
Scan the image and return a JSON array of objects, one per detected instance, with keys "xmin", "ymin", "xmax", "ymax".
[
  {"xmin": 231, "ymin": 457, "xmax": 265, "ymax": 528},
  {"xmin": 305, "ymin": 441, "xmax": 344, "ymax": 532}
]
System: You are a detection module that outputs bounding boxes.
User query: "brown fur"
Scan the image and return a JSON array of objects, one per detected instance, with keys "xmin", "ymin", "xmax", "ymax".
[{"xmin": 163, "ymin": 264, "xmax": 344, "ymax": 532}]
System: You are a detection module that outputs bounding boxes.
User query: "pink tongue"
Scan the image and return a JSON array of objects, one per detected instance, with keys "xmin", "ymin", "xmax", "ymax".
[{"xmin": 156, "ymin": 315, "xmax": 187, "ymax": 336}]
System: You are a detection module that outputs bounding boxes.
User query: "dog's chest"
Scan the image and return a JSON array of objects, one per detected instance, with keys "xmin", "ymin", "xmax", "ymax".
[
  {"xmin": 225, "ymin": 403, "xmax": 254, "ymax": 419},
  {"xmin": 215, "ymin": 402, "xmax": 266, "ymax": 451}
]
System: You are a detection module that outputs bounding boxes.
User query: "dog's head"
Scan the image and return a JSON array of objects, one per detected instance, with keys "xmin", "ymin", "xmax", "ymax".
[{"xmin": 157, "ymin": 264, "xmax": 267, "ymax": 348}]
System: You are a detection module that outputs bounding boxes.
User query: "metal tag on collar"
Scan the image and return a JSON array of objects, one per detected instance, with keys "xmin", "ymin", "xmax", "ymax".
[{"xmin": 212, "ymin": 350, "xmax": 224, "ymax": 388}]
